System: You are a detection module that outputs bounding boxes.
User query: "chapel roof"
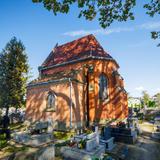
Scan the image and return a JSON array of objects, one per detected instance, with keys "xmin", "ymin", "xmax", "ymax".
[{"xmin": 41, "ymin": 34, "xmax": 113, "ymax": 68}]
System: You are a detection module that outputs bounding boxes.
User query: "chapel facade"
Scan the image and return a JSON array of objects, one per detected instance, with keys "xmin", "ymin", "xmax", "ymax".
[{"xmin": 26, "ymin": 35, "xmax": 128, "ymax": 130}]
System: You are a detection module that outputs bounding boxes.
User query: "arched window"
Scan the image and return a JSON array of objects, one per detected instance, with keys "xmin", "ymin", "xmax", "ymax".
[
  {"xmin": 47, "ymin": 91, "xmax": 56, "ymax": 110},
  {"xmin": 99, "ymin": 74, "xmax": 108, "ymax": 100}
]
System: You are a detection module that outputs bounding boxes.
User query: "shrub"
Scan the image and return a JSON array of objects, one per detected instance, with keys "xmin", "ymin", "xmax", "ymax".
[{"xmin": 0, "ymin": 134, "xmax": 7, "ymax": 149}]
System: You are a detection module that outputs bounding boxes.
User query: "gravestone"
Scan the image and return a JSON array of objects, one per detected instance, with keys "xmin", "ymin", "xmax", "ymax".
[
  {"xmin": 74, "ymin": 131, "xmax": 100, "ymax": 152},
  {"xmin": 13, "ymin": 132, "xmax": 54, "ymax": 147},
  {"xmin": 61, "ymin": 130, "xmax": 105, "ymax": 159},
  {"xmin": 152, "ymin": 117, "xmax": 160, "ymax": 139},
  {"xmin": 29, "ymin": 133, "xmax": 53, "ymax": 146},
  {"xmin": 61, "ymin": 145, "xmax": 105, "ymax": 160},
  {"xmin": 86, "ymin": 137, "xmax": 98, "ymax": 152},
  {"xmin": 13, "ymin": 132, "xmax": 30, "ymax": 143},
  {"xmin": 100, "ymin": 137, "xmax": 116, "ymax": 151},
  {"xmin": 35, "ymin": 144, "xmax": 55, "ymax": 160},
  {"xmin": 86, "ymin": 130, "xmax": 101, "ymax": 152},
  {"xmin": 152, "ymin": 132, "xmax": 160, "ymax": 140},
  {"xmin": 29, "ymin": 121, "xmax": 49, "ymax": 134},
  {"xmin": 95, "ymin": 126, "xmax": 99, "ymax": 145},
  {"xmin": 74, "ymin": 133, "xmax": 87, "ymax": 142},
  {"xmin": 104, "ymin": 127, "xmax": 111, "ymax": 140},
  {"xmin": 105, "ymin": 126, "xmax": 138, "ymax": 144},
  {"xmin": 86, "ymin": 132, "xmax": 97, "ymax": 140},
  {"xmin": 47, "ymin": 119, "xmax": 54, "ymax": 134}
]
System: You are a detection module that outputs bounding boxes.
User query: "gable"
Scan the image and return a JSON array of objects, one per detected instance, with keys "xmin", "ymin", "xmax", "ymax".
[{"xmin": 41, "ymin": 34, "xmax": 113, "ymax": 68}]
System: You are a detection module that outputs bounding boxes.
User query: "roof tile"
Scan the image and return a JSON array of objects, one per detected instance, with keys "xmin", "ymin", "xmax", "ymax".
[{"xmin": 42, "ymin": 34, "xmax": 112, "ymax": 67}]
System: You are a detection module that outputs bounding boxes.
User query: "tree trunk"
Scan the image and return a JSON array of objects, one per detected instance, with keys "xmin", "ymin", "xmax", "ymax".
[{"xmin": 5, "ymin": 106, "xmax": 9, "ymax": 116}]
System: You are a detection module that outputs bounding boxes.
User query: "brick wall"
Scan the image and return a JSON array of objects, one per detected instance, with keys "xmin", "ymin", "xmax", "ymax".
[{"xmin": 26, "ymin": 59, "xmax": 128, "ymax": 129}]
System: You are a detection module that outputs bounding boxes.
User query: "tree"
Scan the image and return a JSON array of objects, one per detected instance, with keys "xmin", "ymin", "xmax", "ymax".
[
  {"xmin": 141, "ymin": 91, "xmax": 150, "ymax": 108},
  {"xmin": 154, "ymin": 93, "xmax": 160, "ymax": 108},
  {"xmin": 0, "ymin": 37, "xmax": 29, "ymax": 116},
  {"xmin": 148, "ymin": 100, "xmax": 156, "ymax": 108},
  {"xmin": 32, "ymin": 0, "xmax": 160, "ymax": 45},
  {"xmin": 144, "ymin": 1, "xmax": 160, "ymax": 46}
]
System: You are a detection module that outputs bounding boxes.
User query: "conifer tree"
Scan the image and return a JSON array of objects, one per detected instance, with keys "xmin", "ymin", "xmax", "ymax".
[{"xmin": 0, "ymin": 37, "xmax": 29, "ymax": 116}]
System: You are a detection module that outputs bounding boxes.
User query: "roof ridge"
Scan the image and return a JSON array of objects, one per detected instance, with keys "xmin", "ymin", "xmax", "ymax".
[
  {"xmin": 56, "ymin": 34, "xmax": 95, "ymax": 49},
  {"xmin": 41, "ymin": 34, "xmax": 112, "ymax": 68}
]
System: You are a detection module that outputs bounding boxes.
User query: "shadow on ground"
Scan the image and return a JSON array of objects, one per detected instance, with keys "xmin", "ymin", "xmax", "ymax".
[{"xmin": 126, "ymin": 122, "xmax": 160, "ymax": 160}]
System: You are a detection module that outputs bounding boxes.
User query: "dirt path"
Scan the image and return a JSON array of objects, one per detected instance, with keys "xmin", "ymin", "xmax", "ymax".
[{"xmin": 126, "ymin": 122, "xmax": 160, "ymax": 160}]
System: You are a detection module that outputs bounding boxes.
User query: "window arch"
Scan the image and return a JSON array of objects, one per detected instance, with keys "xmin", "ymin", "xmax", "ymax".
[
  {"xmin": 99, "ymin": 74, "xmax": 108, "ymax": 100},
  {"xmin": 47, "ymin": 91, "xmax": 56, "ymax": 110}
]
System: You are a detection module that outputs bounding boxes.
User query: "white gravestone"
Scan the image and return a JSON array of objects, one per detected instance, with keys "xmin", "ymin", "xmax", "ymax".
[
  {"xmin": 47, "ymin": 119, "xmax": 54, "ymax": 134},
  {"xmin": 95, "ymin": 126, "xmax": 99, "ymax": 145},
  {"xmin": 74, "ymin": 134, "xmax": 87, "ymax": 142},
  {"xmin": 85, "ymin": 130, "xmax": 100, "ymax": 152},
  {"xmin": 86, "ymin": 137, "xmax": 98, "ymax": 152},
  {"xmin": 86, "ymin": 132, "xmax": 97, "ymax": 140}
]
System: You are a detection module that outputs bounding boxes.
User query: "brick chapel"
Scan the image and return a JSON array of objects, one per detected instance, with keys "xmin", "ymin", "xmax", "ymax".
[{"xmin": 26, "ymin": 35, "xmax": 128, "ymax": 130}]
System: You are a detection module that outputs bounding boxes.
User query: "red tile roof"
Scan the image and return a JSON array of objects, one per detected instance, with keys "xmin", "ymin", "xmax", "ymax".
[{"xmin": 41, "ymin": 34, "xmax": 112, "ymax": 67}]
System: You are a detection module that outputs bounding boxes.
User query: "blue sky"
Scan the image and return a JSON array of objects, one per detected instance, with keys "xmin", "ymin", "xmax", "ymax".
[{"xmin": 0, "ymin": 0, "xmax": 160, "ymax": 97}]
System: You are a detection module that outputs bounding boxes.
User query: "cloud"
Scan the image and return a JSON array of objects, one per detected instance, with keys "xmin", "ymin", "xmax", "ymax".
[
  {"xmin": 156, "ymin": 88, "xmax": 160, "ymax": 92},
  {"xmin": 135, "ymin": 86, "xmax": 144, "ymax": 91},
  {"xmin": 127, "ymin": 41, "xmax": 148, "ymax": 47},
  {"xmin": 63, "ymin": 30, "xmax": 91, "ymax": 37},
  {"xmin": 63, "ymin": 27, "xmax": 134, "ymax": 37},
  {"xmin": 63, "ymin": 21, "xmax": 160, "ymax": 37},
  {"xmin": 139, "ymin": 21, "xmax": 160, "ymax": 30}
]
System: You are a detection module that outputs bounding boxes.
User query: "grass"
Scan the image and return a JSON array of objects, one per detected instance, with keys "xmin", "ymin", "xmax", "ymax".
[
  {"xmin": 0, "ymin": 134, "xmax": 7, "ymax": 149},
  {"xmin": 0, "ymin": 122, "xmax": 29, "ymax": 159},
  {"xmin": 4, "ymin": 145, "xmax": 29, "ymax": 153},
  {"xmin": 138, "ymin": 119, "xmax": 143, "ymax": 124},
  {"xmin": 53, "ymin": 131, "xmax": 74, "ymax": 140},
  {"xmin": 10, "ymin": 122, "xmax": 26, "ymax": 131},
  {"xmin": 144, "ymin": 114, "xmax": 155, "ymax": 121}
]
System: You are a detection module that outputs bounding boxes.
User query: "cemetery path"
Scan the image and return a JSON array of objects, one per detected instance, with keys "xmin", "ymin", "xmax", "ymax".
[
  {"xmin": 126, "ymin": 122, "xmax": 160, "ymax": 160},
  {"xmin": 126, "ymin": 134, "xmax": 160, "ymax": 160}
]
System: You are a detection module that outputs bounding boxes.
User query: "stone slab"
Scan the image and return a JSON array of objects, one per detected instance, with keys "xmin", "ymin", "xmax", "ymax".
[
  {"xmin": 34, "ymin": 144, "xmax": 55, "ymax": 160},
  {"xmin": 104, "ymin": 127, "xmax": 138, "ymax": 144},
  {"xmin": 86, "ymin": 132, "xmax": 97, "ymax": 140},
  {"xmin": 74, "ymin": 133, "xmax": 87, "ymax": 142},
  {"xmin": 100, "ymin": 137, "xmax": 116, "ymax": 151},
  {"xmin": 61, "ymin": 145, "xmax": 105, "ymax": 160},
  {"xmin": 13, "ymin": 132, "xmax": 54, "ymax": 147},
  {"xmin": 152, "ymin": 132, "xmax": 160, "ymax": 140},
  {"xmin": 86, "ymin": 137, "xmax": 98, "ymax": 152}
]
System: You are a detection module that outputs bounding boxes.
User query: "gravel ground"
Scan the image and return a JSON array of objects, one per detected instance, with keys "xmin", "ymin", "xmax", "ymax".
[{"xmin": 126, "ymin": 122, "xmax": 160, "ymax": 160}]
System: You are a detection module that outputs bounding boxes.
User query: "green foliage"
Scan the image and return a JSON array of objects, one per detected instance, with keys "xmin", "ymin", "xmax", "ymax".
[
  {"xmin": 151, "ymin": 31, "xmax": 160, "ymax": 47},
  {"xmin": 84, "ymin": 128, "xmax": 93, "ymax": 134},
  {"xmin": 32, "ymin": 0, "xmax": 160, "ymax": 45},
  {"xmin": 144, "ymin": 0, "xmax": 160, "ymax": 17},
  {"xmin": 32, "ymin": 0, "xmax": 136, "ymax": 28},
  {"xmin": 4, "ymin": 145, "xmax": 28, "ymax": 153},
  {"xmin": 128, "ymin": 96, "xmax": 142, "ymax": 109},
  {"xmin": 10, "ymin": 122, "xmax": 25, "ymax": 131},
  {"xmin": 148, "ymin": 100, "xmax": 156, "ymax": 108},
  {"xmin": 141, "ymin": 91, "xmax": 157, "ymax": 108},
  {"xmin": 154, "ymin": 93, "xmax": 160, "ymax": 108},
  {"xmin": 0, "ymin": 134, "xmax": 7, "ymax": 149},
  {"xmin": 53, "ymin": 131, "xmax": 74, "ymax": 140},
  {"xmin": 137, "ymin": 113, "xmax": 144, "ymax": 120},
  {"xmin": 141, "ymin": 91, "xmax": 150, "ymax": 108},
  {"xmin": 0, "ymin": 37, "xmax": 29, "ymax": 115},
  {"xmin": 55, "ymin": 140, "xmax": 70, "ymax": 147}
]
